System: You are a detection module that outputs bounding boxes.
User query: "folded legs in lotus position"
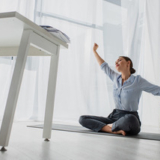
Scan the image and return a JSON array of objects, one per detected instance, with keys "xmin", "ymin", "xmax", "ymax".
[{"xmin": 79, "ymin": 113, "xmax": 141, "ymax": 136}]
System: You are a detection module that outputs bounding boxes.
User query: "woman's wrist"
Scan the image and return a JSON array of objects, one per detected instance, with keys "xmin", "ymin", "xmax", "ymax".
[{"xmin": 93, "ymin": 50, "xmax": 97, "ymax": 54}]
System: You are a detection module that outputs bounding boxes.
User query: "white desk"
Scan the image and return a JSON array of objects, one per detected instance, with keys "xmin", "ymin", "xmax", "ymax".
[{"xmin": 0, "ymin": 12, "xmax": 68, "ymax": 151}]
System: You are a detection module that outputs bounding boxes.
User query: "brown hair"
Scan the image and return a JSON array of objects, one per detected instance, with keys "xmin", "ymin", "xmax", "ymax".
[{"xmin": 120, "ymin": 56, "xmax": 136, "ymax": 74}]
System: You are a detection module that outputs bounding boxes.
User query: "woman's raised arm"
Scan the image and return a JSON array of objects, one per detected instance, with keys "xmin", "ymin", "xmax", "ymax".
[
  {"xmin": 93, "ymin": 43, "xmax": 120, "ymax": 81},
  {"xmin": 93, "ymin": 43, "xmax": 105, "ymax": 66}
]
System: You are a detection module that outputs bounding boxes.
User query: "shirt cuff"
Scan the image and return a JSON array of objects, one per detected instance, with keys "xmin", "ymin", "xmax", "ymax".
[{"xmin": 100, "ymin": 61, "xmax": 107, "ymax": 69}]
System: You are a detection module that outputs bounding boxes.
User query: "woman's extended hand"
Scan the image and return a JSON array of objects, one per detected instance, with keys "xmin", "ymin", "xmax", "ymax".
[
  {"xmin": 93, "ymin": 43, "xmax": 99, "ymax": 52},
  {"xmin": 93, "ymin": 43, "xmax": 105, "ymax": 65}
]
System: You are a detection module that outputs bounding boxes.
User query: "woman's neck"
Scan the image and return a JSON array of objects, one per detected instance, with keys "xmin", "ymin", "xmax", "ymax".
[{"xmin": 121, "ymin": 73, "xmax": 131, "ymax": 81}]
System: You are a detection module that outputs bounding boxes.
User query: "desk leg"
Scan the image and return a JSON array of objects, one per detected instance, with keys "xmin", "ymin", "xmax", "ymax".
[
  {"xmin": 0, "ymin": 30, "xmax": 32, "ymax": 150},
  {"xmin": 43, "ymin": 46, "xmax": 60, "ymax": 140}
]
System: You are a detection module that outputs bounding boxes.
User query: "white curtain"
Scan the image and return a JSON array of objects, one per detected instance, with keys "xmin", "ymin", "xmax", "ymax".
[
  {"xmin": 140, "ymin": 0, "xmax": 160, "ymax": 127},
  {"xmin": 120, "ymin": 0, "xmax": 146, "ymax": 123},
  {"xmin": 121, "ymin": 0, "xmax": 160, "ymax": 127},
  {"xmin": 0, "ymin": 0, "xmax": 160, "ymax": 127}
]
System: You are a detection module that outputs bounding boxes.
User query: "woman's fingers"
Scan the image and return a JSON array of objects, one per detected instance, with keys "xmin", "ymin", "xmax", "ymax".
[
  {"xmin": 94, "ymin": 43, "xmax": 98, "ymax": 47},
  {"xmin": 93, "ymin": 43, "xmax": 98, "ymax": 51}
]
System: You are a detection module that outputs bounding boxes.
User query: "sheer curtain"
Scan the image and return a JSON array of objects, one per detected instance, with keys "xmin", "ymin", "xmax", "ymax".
[
  {"xmin": 0, "ymin": 0, "xmax": 37, "ymax": 121},
  {"xmin": 120, "ymin": 0, "xmax": 146, "ymax": 123},
  {"xmin": 140, "ymin": 0, "xmax": 160, "ymax": 127},
  {"xmin": 34, "ymin": 0, "xmax": 107, "ymax": 123},
  {"xmin": 121, "ymin": 0, "xmax": 160, "ymax": 127},
  {"xmin": 0, "ymin": 0, "xmax": 160, "ymax": 127}
]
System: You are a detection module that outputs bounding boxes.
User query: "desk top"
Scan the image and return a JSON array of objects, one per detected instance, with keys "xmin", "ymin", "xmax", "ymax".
[{"xmin": 0, "ymin": 12, "xmax": 68, "ymax": 49}]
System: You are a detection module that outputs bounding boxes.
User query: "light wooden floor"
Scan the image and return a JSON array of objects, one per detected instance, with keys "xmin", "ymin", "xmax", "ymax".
[{"xmin": 0, "ymin": 121, "xmax": 160, "ymax": 160}]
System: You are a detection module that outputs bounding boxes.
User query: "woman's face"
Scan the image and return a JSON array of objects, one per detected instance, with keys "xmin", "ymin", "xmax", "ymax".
[{"xmin": 115, "ymin": 57, "xmax": 130, "ymax": 72}]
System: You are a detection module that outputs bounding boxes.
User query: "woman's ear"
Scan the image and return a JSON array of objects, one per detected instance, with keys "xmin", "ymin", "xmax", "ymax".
[
  {"xmin": 129, "ymin": 61, "xmax": 131, "ymax": 65},
  {"xmin": 127, "ymin": 61, "xmax": 131, "ymax": 67}
]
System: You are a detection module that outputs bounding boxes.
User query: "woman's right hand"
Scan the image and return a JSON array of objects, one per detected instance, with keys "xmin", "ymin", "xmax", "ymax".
[
  {"xmin": 93, "ymin": 43, "xmax": 105, "ymax": 65},
  {"xmin": 93, "ymin": 43, "xmax": 99, "ymax": 52}
]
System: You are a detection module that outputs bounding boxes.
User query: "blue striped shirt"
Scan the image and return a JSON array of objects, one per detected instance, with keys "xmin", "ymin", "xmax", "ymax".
[{"xmin": 101, "ymin": 61, "xmax": 160, "ymax": 112}]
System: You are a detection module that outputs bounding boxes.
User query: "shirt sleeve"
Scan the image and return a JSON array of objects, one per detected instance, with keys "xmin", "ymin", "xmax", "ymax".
[
  {"xmin": 139, "ymin": 75, "xmax": 160, "ymax": 96},
  {"xmin": 100, "ymin": 61, "xmax": 119, "ymax": 81}
]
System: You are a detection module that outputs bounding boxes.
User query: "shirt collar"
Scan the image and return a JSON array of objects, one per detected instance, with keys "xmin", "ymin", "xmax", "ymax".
[{"xmin": 117, "ymin": 74, "xmax": 134, "ymax": 83}]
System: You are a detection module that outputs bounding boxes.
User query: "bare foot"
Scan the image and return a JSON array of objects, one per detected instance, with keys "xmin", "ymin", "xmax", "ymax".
[
  {"xmin": 113, "ymin": 130, "xmax": 126, "ymax": 136},
  {"xmin": 101, "ymin": 125, "xmax": 126, "ymax": 136},
  {"xmin": 107, "ymin": 124, "xmax": 113, "ymax": 128}
]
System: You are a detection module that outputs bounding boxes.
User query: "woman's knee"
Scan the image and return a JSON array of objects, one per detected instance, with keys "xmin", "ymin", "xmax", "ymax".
[
  {"xmin": 79, "ymin": 115, "xmax": 87, "ymax": 125},
  {"xmin": 125, "ymin": 114, "xmax": 139, "ymax": 124},
  {"xmin": 125, "ymin": 114, "xmax": 140, "ymax": 130},
  {"xmin": 112, "ymin": 114, "xmax": 141, "ymax": 133}
]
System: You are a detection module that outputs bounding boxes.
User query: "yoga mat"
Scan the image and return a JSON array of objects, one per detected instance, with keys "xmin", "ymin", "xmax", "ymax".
[{"xmin": 27, "ymin": 124, "xmax": 160, "ymax": 141}]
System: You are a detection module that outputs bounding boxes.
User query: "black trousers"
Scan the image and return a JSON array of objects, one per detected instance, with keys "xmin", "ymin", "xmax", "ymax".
[{"xmin": 79, "ymin": 109, "xmax": 141, "ymax": 135}]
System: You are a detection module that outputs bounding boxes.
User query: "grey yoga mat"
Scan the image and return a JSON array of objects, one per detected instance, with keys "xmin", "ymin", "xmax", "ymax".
[{"xmin": 27, "ymin": 124, "xmax": 160, "ymax": 141}]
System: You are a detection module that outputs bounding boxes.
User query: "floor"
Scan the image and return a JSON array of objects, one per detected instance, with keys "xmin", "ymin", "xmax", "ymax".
[{"xmin": 0, "ymin": 121, "xmax": 160, "ymax": 160}]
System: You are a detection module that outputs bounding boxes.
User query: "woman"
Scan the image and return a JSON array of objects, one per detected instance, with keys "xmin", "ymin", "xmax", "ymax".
[{"xmin": 79, "ymin": 43, "xmax": 160, "ymax": 136}]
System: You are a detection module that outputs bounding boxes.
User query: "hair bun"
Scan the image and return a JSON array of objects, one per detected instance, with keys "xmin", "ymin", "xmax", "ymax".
[{"xmin": 131, "ymin": 67, "xmax": 136, "ymax": 74}]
